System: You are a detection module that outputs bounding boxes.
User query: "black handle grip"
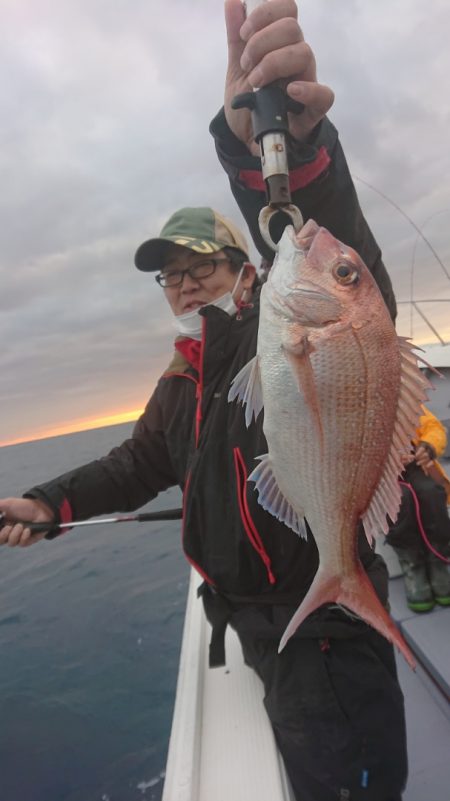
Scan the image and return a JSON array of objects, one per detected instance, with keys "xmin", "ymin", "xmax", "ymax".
[
  {"xmin": 0, "ymin": 519, "xmax": 57, "ymax": 534},
  {"xmin": 231, "ymin": 86, "xmax": 304, "ymax": 142}
]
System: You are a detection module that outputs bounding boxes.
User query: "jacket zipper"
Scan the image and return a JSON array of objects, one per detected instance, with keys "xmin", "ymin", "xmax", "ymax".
[
  {"xmin": 182, "ymin": 471, "xmax": 215, "ymax": 585},
  {"xmin": 194, "ymin": 318, "xmax": 206, "ymax": 447}
]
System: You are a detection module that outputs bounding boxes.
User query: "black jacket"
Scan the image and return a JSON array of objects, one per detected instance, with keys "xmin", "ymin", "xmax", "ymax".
[{"xmin": 26, "ymin": 113, "xmax": 390, "ymax": 633}]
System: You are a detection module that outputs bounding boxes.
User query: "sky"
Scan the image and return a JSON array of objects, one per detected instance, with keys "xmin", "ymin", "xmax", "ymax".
[{"xmin": 1, "ymin": 0, "xmax": 450, "ymax": 446}]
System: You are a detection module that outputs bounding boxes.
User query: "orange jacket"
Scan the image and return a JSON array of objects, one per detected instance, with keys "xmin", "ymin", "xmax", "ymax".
[
  {"xmin": 414, "ymin": 406, "xmax": 448, "ymax": 458},
  {"xmin": 414, "ymin": 407, "xmax": 450, "ymax": 501}
]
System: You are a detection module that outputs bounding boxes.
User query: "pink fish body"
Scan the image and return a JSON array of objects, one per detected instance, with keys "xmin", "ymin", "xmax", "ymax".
[{"xmin": 229, "ymin": 220, "xmax": 431, "ymax": 669}]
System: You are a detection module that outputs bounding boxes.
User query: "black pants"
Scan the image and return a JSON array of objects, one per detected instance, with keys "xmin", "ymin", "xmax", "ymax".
[
  {"xmin": 386, "ymin": 463, "xmax": 450, "ymax": 556},
  {"xmin": 231, "ymin": 609, "xmax": 407, "ymax": 801}
]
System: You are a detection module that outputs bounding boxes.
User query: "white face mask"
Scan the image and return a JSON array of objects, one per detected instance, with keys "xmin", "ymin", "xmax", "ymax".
[{"xmin": 174, "ymin": 266, "xmax": 245, "ymax": 340}]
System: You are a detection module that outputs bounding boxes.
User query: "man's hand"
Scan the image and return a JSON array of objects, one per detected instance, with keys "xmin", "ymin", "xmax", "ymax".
[
  {"xmin": 0, "ymin": 497, "xmax": 53, "ymax": 547},
  {"xmin": 414, "ymin": 443, "xmax": 435, "ymax": 474},
  {"xmin": 224, "ymin": 0, "xmax": 334, "ymax": 155}
]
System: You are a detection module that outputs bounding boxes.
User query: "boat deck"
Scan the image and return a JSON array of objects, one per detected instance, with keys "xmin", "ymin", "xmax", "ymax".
[
  {"xmin": 389, "ymin": 576, "xmax": 450, "ymax": 800},
  {"xmin": 162, "ymin": 569, "xmax": 295, "ymax": 801},
  {"xmin": 163, "ymin": 566, "xmax": 450, "ymax": 801}
]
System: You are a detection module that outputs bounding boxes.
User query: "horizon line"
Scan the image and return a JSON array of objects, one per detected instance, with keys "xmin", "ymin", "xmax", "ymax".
[{"xmin": 0, "ymin": 408, "xmax": 144, "ymax": 449}]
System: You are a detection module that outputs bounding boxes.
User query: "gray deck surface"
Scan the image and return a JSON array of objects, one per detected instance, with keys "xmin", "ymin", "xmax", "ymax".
[
  {"xmin": 387, "ymin": 453, "xmax": 450, "ymax": 800},
  {"xmin": 389, "ymin": 576, "xmax": 450, "ymax": 800},
  {"xmin": 390, "ymin": 577, "xmax": 450, "ymax": 699}
]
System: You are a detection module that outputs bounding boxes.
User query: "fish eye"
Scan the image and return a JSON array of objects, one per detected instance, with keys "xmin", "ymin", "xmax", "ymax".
[{"xmin": 333, "ymin": 262, "xmax": 359, "ymax": 285}]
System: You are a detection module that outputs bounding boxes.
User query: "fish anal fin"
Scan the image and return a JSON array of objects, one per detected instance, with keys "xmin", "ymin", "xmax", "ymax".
[
  {"xmin": 278, "ymin": 567, "xmax": 416, "ymax": 669},
  {"xmin": 248, "ymin": 454, "xmax": 307, "ymax": 538},
  {"xmin": 228, "ymin": 355, "xmax": 263, "ymax": 428}
]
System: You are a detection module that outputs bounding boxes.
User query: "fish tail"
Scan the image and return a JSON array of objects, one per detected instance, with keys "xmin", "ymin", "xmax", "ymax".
[{"xmin": 278, "ymin": 568, "xmax": 416, "ymax": 670}]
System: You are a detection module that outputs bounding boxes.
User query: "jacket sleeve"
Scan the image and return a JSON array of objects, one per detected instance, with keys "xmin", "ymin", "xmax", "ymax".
[
  {"xmin": 415, "ymin": 406, "xmax": 448, "ymax": 458},
  {"xmin": 209, "ymin": 109, "xmax": 397, "ymax": 321},
  {"xmin": 24, "ymin": 386, "xmax": 178, "ymax": 535}
]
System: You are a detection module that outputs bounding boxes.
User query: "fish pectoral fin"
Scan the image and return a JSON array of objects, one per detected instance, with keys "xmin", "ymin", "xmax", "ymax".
[
  {"xmin": 248, "ymin": 454, "xmax": 307, "ymax": 538},
  {"xmin": 282, "ymin": 329, "xmax": 310, "ymax": 358},
  {"xmin": 228, "ymin": 355, "xmax": 263, "ymax": 428},
  {"xmin": 282, "ymin": 338, "xmax": 324, "ymax": 446}
]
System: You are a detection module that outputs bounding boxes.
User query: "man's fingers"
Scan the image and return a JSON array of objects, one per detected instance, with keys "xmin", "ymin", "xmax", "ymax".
[
  {"xmin": 226, "ymin": 0, "xmax": 303, "ymax": 83},
  {"xmin": 245, "ymin": 42, "xmax": 316, "ymax": 90},
  {"xmin": 240, "ymin": 0, "xmax": 299, "ymax": 41},
  {"xmin": 287, "ymin": 80, "xmax": 335, "ymax": 117},
  {"xmin": 19, "ymin": 528, "xmax": 32, "ymax": 547},
  {"xmin": 225, "ymin": 0, "xmax": 247, "ymax": 66},
  {"xmin": 241, "ymin": 17, "xmax": 303, "ymax": 75},
  {"xmin": 0, "ymin": 522, "xmax": 45, "ymax": 546},
  {"xmin": 0, "ymin": 524, "xmax": 12, "ymax": 545},
  {"xmin": 7, "ymin": 524, "xmax": 25, "ymax": 547},
  {"xmin": 19, "ymin": 529, "xmax": 45, "ymax": 547}
]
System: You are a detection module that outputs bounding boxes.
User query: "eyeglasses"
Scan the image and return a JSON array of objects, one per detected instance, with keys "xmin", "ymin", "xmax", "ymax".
[{"xmin": 155, "ymin": 257, "xmax": 231, "ymax": 288}]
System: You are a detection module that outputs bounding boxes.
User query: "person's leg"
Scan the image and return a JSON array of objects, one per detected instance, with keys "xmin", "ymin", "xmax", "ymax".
[
  {"xmin": 408, "ymin": 466, "xmax": 450, "ymax": 554},
  {"xmin": 235, "ymin": 625, "xmax": 407, "ymax": 801},
  {"xmin": 399, "ymin": 465, "xmax": 450, "ymax": 605},
  {"xmin": 426, "ymin": 552, "xmax": 450, "ymax": 605},
  {"xmin": 386, "ymin": 479, "xmax": 434, "ymax": 612}
]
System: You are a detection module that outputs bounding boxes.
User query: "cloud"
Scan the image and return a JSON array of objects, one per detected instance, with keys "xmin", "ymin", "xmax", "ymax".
[{"xmin": 1, "ymin": 0, "xmax": 450, "ymax": 444}]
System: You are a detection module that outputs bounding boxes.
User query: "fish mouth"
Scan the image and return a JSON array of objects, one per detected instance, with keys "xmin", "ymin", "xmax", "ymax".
[
  {"xmin": 266, "ymin": 222, "xmax": 343, "ymax": 325},
  {"xmin": 294, "ymin": 219, "xmax": 319, "ymax": 254}
]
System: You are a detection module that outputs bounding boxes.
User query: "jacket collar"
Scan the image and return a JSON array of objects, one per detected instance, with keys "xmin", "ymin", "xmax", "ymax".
[{"xmin": 163, "ymin": 295, "xmax": 259, "ymax": 377}]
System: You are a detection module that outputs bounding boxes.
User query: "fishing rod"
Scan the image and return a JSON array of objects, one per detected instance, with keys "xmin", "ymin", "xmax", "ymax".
[{"xmin": 0, "ymin": 508, "xmax": 183, "ymax": 535}]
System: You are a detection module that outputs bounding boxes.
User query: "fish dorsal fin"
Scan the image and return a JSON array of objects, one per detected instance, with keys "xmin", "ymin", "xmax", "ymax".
[
  {"xmin": 248, "ymin": 454, "xmax": 308, "ymax": 539},
  {"xmin": 362, "ymin": 337, "xmax": 432, "ymax": 542},
  {"xmin": 228, "ymin": 355, "xmax": 263, "ymax": 428}
]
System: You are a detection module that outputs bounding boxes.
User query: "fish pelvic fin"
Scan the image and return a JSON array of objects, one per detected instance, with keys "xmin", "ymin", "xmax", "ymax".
[
  {"xmin": 362, "ymin": 336, "xmax": 433, "ymax": 543},
  {"xmin": 282, "ymin": 334, "xmax": 324, "ymax": 450},
  {"xmin": 228, "ymin": 355, "xmax": 263, "ymax": 428},
  {"xmin": 278, "ymin": 566, "xmax": 416, "ymax": 670},
  {"xmin": 248, "ymin": 454, "xmax": 307, "ymax": 538}
]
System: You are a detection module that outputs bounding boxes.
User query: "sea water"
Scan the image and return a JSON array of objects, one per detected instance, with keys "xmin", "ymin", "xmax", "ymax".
[{"xmin": 0, "ymin": 423, "xmax": 189, "ymax": 801}]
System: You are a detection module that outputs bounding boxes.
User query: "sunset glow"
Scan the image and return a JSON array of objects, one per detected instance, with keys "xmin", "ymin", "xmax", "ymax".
[{"xmin": 0, "ymin": 408, "xmax": 144, "ymax": 449}]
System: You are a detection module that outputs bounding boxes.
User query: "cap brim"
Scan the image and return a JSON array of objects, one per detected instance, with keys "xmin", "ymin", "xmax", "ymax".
[
  {"xmin": 135, "ymin": 238, "xmax": 174, "ymax": 272},
  {"xmin": 134, "ymin": 237, "xmax": 224, "ymax": 272}
]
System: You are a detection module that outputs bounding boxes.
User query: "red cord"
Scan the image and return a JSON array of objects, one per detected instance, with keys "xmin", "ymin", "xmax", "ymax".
[{"xmin": 399, "ymin": 480, "xmax": 450, "ymax": 564}]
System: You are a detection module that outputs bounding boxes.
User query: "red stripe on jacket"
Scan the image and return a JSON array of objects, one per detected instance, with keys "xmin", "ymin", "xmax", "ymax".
[
  {"xmin": 233, "ymin": 447, "xmax": 276, "ymax": 585},
  {"xmin": 239, "ymin": 146, "xmax": 331, "ymax": 193}
]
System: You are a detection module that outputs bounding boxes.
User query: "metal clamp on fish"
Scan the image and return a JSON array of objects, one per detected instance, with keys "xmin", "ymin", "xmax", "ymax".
[
  {"xmin": 231, "ymin": 86, "xmax": 304, "ymax": 251},
  {"xmin": 232, "ymin": 0, "xmax": 305, "ymax": 251}
]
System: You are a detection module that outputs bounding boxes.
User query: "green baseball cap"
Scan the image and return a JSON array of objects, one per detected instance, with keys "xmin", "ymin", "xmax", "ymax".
[{"xmin": 134, "ymin": 206, "xmax": 249, "ymax": 272}]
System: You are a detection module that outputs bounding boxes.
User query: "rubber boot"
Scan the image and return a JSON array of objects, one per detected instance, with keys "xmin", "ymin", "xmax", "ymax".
[
  {"xmin": 393, "ymin": 547, "xmax": 435, "ymax": 613},
  {"xmin": 426, "ymin": 553, "xmax": 450, "ymax": 606}
]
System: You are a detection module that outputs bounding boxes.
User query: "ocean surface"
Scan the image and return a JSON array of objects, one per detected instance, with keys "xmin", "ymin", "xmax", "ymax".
[{"xmin": 0, "ymin": 423, "xmax": 189, "ymax": 801}]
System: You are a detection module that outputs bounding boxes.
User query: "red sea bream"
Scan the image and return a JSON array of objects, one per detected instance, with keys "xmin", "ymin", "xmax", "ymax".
[{"xmin": 229, "ymin": 219, "xmax": 431, "ymax": 669}]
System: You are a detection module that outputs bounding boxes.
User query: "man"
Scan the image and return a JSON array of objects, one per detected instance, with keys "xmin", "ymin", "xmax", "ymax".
[
  {"xmin": 0, "ymin": 1, "xmax": 407, "ymax": 799},
  {"xmin": 386, "ymin": 406, "xmax": 450, "ymax": 611}
]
